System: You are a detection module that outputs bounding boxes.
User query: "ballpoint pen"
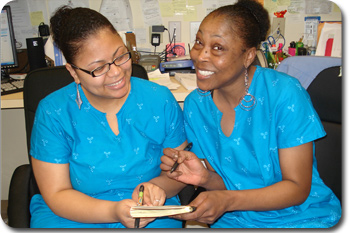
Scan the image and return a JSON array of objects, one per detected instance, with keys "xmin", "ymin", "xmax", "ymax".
[
  {"xmin": 134, "ymin": 185, "xmax": 144, "ymax": 228},
  {"xmin": 170, "ymin": 142, "xmax": 193, "ymax": 173}
]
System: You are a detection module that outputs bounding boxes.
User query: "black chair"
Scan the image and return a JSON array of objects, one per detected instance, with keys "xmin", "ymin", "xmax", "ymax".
[
  {"xmin": 131, "ymin": 63, "xmax": 148, "ymax": 81},
  {"xmin": 8, "ymin": 65, "xmax": 73, "ymax": 228},
  {"xmin": 7, "ymin": 64, "xmax": 195, "ymax": 227},
  {"xmin": 307, "ymin": 66, "xmax": 342, "ymax": 203}
]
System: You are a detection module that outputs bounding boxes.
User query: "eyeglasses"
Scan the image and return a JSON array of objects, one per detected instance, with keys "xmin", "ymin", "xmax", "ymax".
[{"xmin": 71, "ymin": 51, "xmax": 131, "ymax": 77}]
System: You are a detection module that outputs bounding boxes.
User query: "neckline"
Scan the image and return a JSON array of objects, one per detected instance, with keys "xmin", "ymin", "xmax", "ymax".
[
  {"xmin": 77, "ymin": 77, "xmax": 134, "ymax": 117},
  {"xmin": 207, "ymin": 66, "xmax": 262, "ymax": 138}
]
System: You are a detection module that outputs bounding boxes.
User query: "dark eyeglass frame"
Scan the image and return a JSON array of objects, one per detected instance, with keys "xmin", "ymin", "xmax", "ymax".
[{"xmin": 70, "ymin": 51, "xmax": 132, "ymax": 77}]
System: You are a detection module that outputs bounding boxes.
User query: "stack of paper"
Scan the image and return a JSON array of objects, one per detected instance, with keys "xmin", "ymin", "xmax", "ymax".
[
  {"xmin": 174, "ymin": 73, "xmax": 197, "ymax": 90},
  {"xmin": 148, "ymin": 69, "xmax": 180, "ymax": 90}
]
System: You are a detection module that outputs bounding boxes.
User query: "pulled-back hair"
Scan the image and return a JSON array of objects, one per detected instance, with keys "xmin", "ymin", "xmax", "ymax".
[
  {"xmin": 208, "ymin": 0, "xmax": 270, "ymax": 48},
  {"xmin": 50, "ymin": 6, "xmax": 118, "ymax": 63}
]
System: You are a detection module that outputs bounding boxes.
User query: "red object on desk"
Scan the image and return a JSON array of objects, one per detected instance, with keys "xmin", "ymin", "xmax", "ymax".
[
  {"xmin": 288, "ymin": 47, "xmax": 296, "ymax": 56},
  {"xmin": 325, "ymin": 38, "xmax": 334, "ymax": 56}
]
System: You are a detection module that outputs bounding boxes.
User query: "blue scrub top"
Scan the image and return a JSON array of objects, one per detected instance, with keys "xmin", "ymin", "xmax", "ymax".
[
  {"xmin": 30, "ymin": 77, "xmax": 186, "ymax": 228},
  {"xmin": 184, "ymin": 66, "xmax": 341, "ymax": 228}
]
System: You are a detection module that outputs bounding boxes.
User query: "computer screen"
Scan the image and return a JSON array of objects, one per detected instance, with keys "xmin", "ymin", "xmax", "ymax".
[{"xmin": 1, "ymin": 5, "xmax": 18, "ymax": 74}]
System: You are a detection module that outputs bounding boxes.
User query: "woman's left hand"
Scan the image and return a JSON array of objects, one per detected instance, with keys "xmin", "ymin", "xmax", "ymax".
[
  {"xmin": 132, "ymin": 182, "xmax": 166, "ymax": 206},
  {"xmin": 171, "ymin": 190, "xmax": 229, "ymax": 224}
]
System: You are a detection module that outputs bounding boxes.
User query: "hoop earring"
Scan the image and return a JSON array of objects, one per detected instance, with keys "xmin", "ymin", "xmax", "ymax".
[
  {"xmin": 76, "ymin": 84, "xmax": 83, "ymax": 109},
  {"xmin": 196, "ymin": 88, "xmax": 212, "ymax": 97},
  {"xmin": 239, "ymin": 68, "xmax": 256, "ymax": 111}
]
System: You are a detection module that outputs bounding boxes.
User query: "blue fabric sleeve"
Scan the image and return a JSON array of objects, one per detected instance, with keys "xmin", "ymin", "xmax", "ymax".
[
  {"xmin": 162, "ymin": 88, "xmax": 186, "ymax": 148},
  {"xmin": 30, "ymin": 99, "xmax": 71, "ymax": 164},
  {"xmin": 183, "ymin": 93, "xmax": 206, "ymax": 159},
  {"xmin": 275, "ymin": 77, "xmax": 326, "ymax": 149}
]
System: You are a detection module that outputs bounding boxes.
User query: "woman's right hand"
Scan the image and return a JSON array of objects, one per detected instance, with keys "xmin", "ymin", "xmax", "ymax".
[
  {"xmin": 116, "ymin": 199, "xmax": 155, "ymax": 228},
  {"xmin": 160, "ymin": 148, "xmax": 208, "ymax": 186}
]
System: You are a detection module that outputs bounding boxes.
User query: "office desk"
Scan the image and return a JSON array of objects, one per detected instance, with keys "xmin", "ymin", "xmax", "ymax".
[
  {"xmin": 1, "ymin": 92, "xmax": 24, "ymax": 109},
  {"xmin": 1, "ymin": 92, "xmax": 27, "ymax": 201},
  {"xmin": 1, "ymin": 102, "xmax": 27, "ymax": 201},
  {"xmin": 167, "ymin": 76, "xmax": 192, "ymax": 103}
]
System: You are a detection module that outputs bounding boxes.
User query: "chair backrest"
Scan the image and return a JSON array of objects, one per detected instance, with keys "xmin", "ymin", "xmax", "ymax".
[
  {"xmin": 277, "ymin": 56, "xmax": 342, "ymax": 89},
  {"xmin": 23, "ymin": 64, "xmax": 148, "ymax": 162},
  {"xmin": 307, "ymin": 66, "xmax": 342, "ymax": 203},
  {"xmin": 21, "ymin": 66, "xmax": 74, "ymax": 215},
  {"xmin": 23, "ymin": 66, "xmax": 74, "ymax": 162},
  {"xmin": 131, "ymin": 63, "xmax": 149, "ymax": 80},
  {"xmin": 252, "ymin": 49, "xmax": 268, "ymax": 68}
]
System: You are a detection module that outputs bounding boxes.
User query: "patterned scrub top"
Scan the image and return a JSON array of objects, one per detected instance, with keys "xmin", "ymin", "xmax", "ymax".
[
  {"xmin": 183, "ymin": 66, "xmax": 341, "ymax": 228},
  {"xmin": 29, "ymin": 77, "xmax": 186, "ymax": 228}
]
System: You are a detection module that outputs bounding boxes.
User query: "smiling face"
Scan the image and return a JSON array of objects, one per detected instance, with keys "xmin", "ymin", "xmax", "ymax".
[
  {"xmin": 66, "ymin": 28, "xmax": 132, "ymax": 108},
  {"xmin": 190, "ymin": 14, "xmax": 252, "ymax": 92}
]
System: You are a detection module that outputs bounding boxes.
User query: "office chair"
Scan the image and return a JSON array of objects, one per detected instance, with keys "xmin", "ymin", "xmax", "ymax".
[
  {"xmin": 8, "ymin": 66, "xmax": 72, "ymax": 228},
  {"xmin": 306, "ymin": 66, "xmax": 342, "ymax": 203},
  {"xmin": 252, "ymin": 49, "xmax": 268, "ymax": 68},
  {"xmin": 7, "ymin": 64, "xmax": 195, "ymax": 227},
  {"xmin": 131, "ymin": 63, "xmax": 148, "ymax": 81},
  {"xmin": 276, "ymin": 56, "xmax": 341, "ymax": 89}
]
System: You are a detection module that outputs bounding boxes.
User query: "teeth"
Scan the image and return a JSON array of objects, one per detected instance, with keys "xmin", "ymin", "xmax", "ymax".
[
  {"xmin": 198, "ymin": 70, "xmax": 214, "ymax": 76},
  {"xmin": 107, "ymin": 79, "xmax": 123, "ymax": 86}
]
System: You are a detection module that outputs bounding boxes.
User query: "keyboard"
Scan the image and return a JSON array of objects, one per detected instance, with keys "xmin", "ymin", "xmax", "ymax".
[{"xmin": 1, "ymin": 79, "xmax": 24, "ymax": 95}]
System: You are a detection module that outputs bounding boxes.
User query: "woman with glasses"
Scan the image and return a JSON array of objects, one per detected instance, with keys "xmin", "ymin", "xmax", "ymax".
[{"xmin": 29, "ymin": 6, "xmax": 187, "ymax": 228}]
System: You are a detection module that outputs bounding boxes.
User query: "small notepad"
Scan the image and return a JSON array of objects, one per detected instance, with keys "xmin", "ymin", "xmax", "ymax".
[{"xmin": 130, "ymin": 205, "xmax": 196, "ymax": 218}]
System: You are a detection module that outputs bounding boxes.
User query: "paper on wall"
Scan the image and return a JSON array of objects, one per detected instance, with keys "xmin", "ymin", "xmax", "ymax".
[
  {"xmin": 315, "ymin": 23, "xmax": 341, "ymax": 57},
  {"xmin": 100, "ymin": 0, "xmax": 133, "ymax": 31}
]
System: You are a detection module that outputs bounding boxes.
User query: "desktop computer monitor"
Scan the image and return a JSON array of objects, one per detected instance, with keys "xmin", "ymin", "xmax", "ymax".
[{"xmin": 1, "ymin": 5, "xmax": 18, "ymax": 79}]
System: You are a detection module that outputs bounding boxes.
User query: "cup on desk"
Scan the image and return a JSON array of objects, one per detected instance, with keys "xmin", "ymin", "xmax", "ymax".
[
  {"xmin": 295, "ymin": 42, "xmax": 303, "ymax": 56},
  {"xmin": 288, "ymin": 47, "xmax": 296, "ymax": 56},
  {"xmin": 297, "ymin": 47, "xmax": 307, "ymax": 56}
]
